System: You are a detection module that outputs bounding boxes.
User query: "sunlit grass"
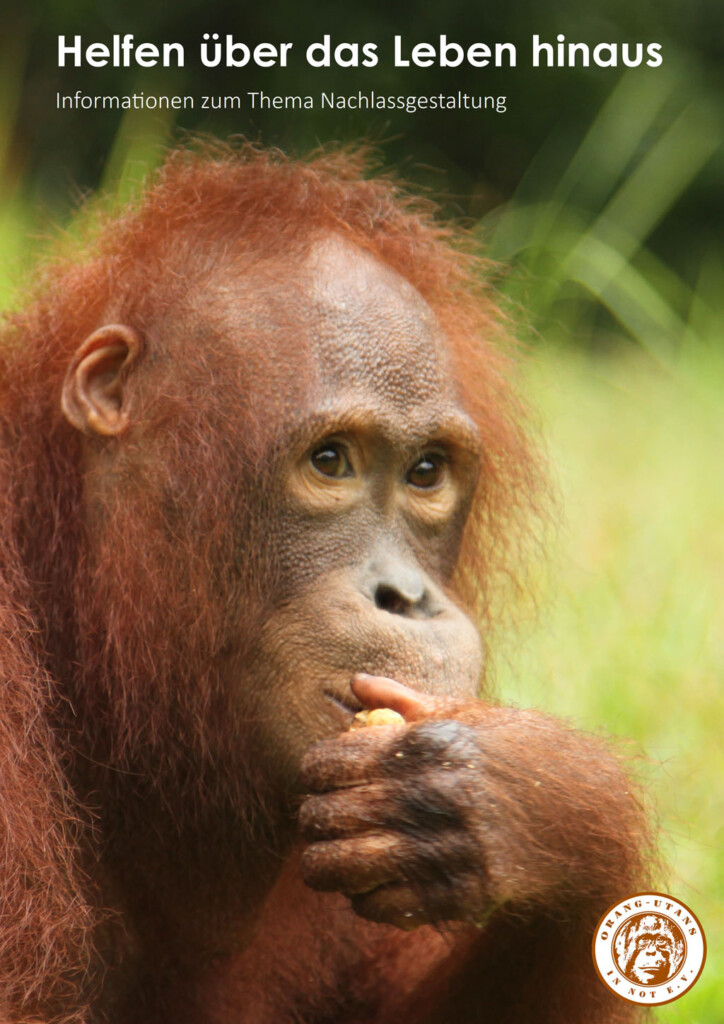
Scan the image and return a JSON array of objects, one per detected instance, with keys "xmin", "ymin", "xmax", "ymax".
[
  {"xmin": 479, "ymin": 66, "xmax": 724, "ymax": 1015},
  {"xmin": 498, "ymin": 346, "xmax": 724, "ymax": 1020}
]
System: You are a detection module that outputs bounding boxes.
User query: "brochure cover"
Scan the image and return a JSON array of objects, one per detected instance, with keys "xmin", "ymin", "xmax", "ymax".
[{"xmin": 0, "ymin": 2, "xmax": 720, "ymax": 1022}]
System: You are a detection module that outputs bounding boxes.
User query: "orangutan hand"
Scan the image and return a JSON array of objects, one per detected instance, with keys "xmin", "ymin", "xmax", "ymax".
[{"xmin": 299, "ymin": 674, "xmax": 497, "ymax": 930}]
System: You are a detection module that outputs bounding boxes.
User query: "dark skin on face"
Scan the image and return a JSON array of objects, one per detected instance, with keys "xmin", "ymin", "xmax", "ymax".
[
  {"xmin": 60, "ymin": 236, "xmax": 647, "ymax": 1022},
  {"xmin": 242, "ymin": 239, "xmax": 483, "ymax": 792},
  {"xmin": 243, "ymin": 238, "xmax": 489, "ymax": 929}
]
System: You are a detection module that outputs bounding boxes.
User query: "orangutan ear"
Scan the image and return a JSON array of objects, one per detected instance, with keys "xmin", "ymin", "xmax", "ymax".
[{"xmin": 62, "ymin": 324, "xmax": 143, "ymax": 436}]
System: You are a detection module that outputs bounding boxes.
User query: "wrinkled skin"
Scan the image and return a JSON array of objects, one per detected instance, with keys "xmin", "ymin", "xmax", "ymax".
[
  {"xmin": 300, "ymin": 674, "xmax": 496, "ymax": 931},
  {"xmin": 237, "ymin": 238, "xmax": 484, "ymax": 797}
]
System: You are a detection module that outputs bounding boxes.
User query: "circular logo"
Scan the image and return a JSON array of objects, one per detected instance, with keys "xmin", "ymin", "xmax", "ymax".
[{"xmin": 592, "ymin": 893, "xmax": 705, "ymax": 1005}]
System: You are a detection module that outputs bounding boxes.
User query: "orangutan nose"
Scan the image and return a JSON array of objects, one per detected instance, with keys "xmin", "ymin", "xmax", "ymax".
[{"xmin": 361, "ymin": 550, "xmax": 440, "ymax": 619}]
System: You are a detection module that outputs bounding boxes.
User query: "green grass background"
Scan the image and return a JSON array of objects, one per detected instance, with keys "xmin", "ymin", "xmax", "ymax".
[
  {"xmin": 500, "ymin": 347, "xmax": 723, "ymax": 1021},
  {"xmin": 487, "ymin": 71, "xmax": 724, "ymax": 1012}
]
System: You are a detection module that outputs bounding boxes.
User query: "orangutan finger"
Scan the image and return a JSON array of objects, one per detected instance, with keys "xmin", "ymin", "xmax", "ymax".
[
  {"xmin": 301, "ymin": 730, "xmax": 396, "ymax": 793},
  {"xmin": 300, "ymin": 832, "xmax": 406, "ymax": 895},
  {"xmin": 299, "ymin": 783, "xmax": 392, "ymax": 841},
  {"xmin": 350, "ymin": 881, "xmax": 432, "ymax": 931},
  {"xmin": 351, "ymin": 674, "xmax": 440, "ymax": 722}
]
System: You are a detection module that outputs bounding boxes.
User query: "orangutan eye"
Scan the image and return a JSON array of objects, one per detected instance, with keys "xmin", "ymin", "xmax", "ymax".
[
  {"xmin": 310, "ymin": 442, "xmax": 353, "ymax": 479},
  {"xmin": 406, "ymin": 452, "xmax": 447, "ymax": 489}
]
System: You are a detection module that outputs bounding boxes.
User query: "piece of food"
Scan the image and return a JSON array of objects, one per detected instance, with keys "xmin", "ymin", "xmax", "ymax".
[{"xmin": 351, "ymin": 707, "xmax": 405, "ymax": 730}]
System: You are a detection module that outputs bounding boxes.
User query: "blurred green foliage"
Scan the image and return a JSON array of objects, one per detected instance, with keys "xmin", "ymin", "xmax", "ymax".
[
  {"xmin": 481, "ymin": 61, "xmax": 724, "ymax": 365},
  {"xmin": 0, "ymin": 0, "xmax": 722, "ymax": 1017},
  {"xmin": 1, "ymin": 0, "xmax": 723, "ymax": 326},
  {"xmin": 500, "ymin": 348, "xmax": 724, "ymax": 1019}
]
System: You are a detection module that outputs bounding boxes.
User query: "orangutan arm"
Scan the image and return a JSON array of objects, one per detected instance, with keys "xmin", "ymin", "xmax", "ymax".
[{"xmin": 299, "ymin": 676, "xmax": 650, "ymax": 1023}]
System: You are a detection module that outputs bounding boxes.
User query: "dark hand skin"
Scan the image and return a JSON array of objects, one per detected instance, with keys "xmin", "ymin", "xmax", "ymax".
[
  {"xmin": 301, "ymin": 673, "xmax": 645, "ymax": 939},
  {"xmin": 301, "ymin": 674, "xmax": 492, "ymax": 930}
]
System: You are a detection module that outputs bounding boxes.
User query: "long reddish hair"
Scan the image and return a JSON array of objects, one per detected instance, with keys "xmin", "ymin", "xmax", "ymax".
[{"xmin": 0, "ymin": 142, "xmax": 540, "ymax": 1023}]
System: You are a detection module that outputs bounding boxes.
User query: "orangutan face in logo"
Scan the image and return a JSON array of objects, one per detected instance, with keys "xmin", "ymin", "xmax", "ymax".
[{"xmin": 614, "ymin": 914, "xmax": 685, "ymax": 985}]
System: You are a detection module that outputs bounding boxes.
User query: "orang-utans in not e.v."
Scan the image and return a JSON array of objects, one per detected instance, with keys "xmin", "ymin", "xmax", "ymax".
[{"xmin": 0, "ymin": 144, "xmax": 652, "ymax": 1023}]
